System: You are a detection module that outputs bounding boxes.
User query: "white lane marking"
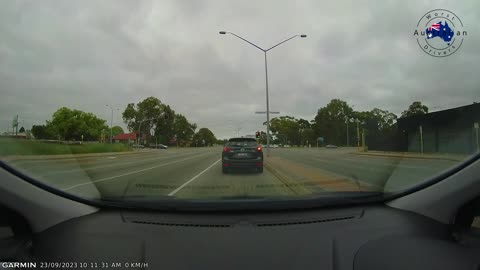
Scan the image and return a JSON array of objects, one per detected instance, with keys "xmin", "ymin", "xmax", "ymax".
[
  {"xmin": 62, "ymin": 153, "xmax": 212, "ymax": 191},
  {"xmin": 168, "ymin": 159, "xmax": 221, "ymax": 196},
  {"xmin": 107, "ymin": 156, "xmax": 117, "ymax": 159},
  {"xmin": 41, "ymin": 152, "xmax": 197, "ymax": 176}
]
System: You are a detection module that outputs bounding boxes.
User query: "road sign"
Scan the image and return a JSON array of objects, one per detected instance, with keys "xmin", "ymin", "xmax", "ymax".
[{"xmin": 475, "ymin": 122, "xmax": 479, "ymax": 129}]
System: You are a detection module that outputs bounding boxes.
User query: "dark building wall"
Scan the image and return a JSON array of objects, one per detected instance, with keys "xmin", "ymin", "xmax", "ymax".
[{"xmin": 398, "ymin": 103, "xmax": 480, "ymax": 154}]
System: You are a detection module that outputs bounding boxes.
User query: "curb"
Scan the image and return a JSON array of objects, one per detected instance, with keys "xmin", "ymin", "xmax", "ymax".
[{"xmin": 349, "ymin": 152, "xmax": 463, "ymax": 162}]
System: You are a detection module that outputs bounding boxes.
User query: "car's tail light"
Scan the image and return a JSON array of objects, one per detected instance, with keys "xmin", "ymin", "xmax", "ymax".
[
  {"xmin": 223, "ymin": 146, "xmax": 231, "ymax": 152},
  {"xmin": 256, "ymin": 146, "xmax": 262, "ymax": 152}
]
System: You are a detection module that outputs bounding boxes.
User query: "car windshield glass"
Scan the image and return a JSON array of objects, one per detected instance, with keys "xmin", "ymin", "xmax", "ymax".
[
  {"xmin": 227, "ymin": 139, "xmax": 258, "ymax": 147},
  {"xmin": 0, "ymin": 1, "xmax": 479, "ymax": 209}
]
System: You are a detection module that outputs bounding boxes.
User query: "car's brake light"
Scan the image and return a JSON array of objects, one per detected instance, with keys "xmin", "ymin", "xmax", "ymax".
[
  {"xmin": 256, "ymin": 146, "xmax": 262, "ymax": 152},
  {"xmin": 223, "ymin": 146, "xmax": 231, "ymax": 152}
]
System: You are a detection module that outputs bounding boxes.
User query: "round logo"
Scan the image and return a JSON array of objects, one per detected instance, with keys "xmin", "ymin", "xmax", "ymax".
[{"xmin": 414, "ymin": 9, "xmax": 467, "ymax": 57}]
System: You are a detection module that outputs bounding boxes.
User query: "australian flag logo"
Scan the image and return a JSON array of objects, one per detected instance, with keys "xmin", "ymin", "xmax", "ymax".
[{"xmin": 426, "ymin": 21, "xmax": 454, "ymax": 43}]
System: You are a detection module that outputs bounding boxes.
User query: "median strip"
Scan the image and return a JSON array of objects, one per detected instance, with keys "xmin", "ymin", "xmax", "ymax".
[
  {"xmin": 265, "ymin": 156, "xmax": 378, "ymax": 192},
  {"xmin": 263, "ymin": 162, "xmax": 305, "ymax": 195}
]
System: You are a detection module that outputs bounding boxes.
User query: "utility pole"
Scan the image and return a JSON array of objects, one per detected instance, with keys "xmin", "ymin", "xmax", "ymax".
[
  {"xmin": 362, "ymin": 128, "xmax": 366, "ymax": 152},
  {"xmin": 356, "ymin": 121, "xmax": 360, "ymax": 151},
  {"xmin": 419, "ymin": 125, "xmax": 424, "ymax": 154},
  {"xmin": 346, "ymin": 119, "xmax": 349, "ymax": 147},
  {"xmin": 474, "ymin": 122, "xmax": 479, "ymax": 152},
  {"xmin": 220, "ymin": 31, "xmax": 307, "ymax": 157},
  {"xmin": 106, "ymin": 105, "xmax": 119, "ymax": 144}
]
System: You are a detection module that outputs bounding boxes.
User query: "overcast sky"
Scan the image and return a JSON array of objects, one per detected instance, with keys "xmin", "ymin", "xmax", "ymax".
[{"xmin": 1, "ymin": 0, "xmax": 479, "ymax": 138}]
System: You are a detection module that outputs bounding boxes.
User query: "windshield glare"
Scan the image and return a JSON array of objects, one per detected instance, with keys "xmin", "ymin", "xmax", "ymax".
[{"xmin": 0, "ymin": 1, "xmax": 479, "ymax": 209}]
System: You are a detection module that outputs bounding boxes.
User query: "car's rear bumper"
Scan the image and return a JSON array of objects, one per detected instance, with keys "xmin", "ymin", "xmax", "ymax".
[{"xmin": 222, "ymin": 158, "xmax": 263, "ymax": 168}]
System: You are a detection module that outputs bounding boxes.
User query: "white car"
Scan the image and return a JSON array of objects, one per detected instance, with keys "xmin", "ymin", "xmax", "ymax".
[{"xmin": 325, "ymin": 144, "xmax": 338, "ymax": 149}]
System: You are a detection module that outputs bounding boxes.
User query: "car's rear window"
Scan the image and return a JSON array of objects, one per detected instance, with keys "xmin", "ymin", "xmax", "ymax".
[{"xmin": 227, "ymin": 139, "xmax": 258, "ymax": 146}]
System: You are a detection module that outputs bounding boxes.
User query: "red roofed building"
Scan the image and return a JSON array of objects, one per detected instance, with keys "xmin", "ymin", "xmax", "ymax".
[{"xmin": 112, "ymin": 132, "xmax": 148, "ymax": 144}]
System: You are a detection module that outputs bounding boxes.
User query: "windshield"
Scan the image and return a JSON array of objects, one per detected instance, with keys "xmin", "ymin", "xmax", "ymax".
[
  {"xmin": 227, "ymin": 139, "xmax": 258, "ymax": 147},
  {"xmin": 0, "ymin": 1, "xmax": 479, "ymax": 208}
]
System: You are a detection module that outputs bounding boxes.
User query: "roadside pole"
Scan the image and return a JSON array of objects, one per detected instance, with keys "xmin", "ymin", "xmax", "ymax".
[
  {"xmin": 475, "ymin": 122, "xmax": 479, "ymax": 152},
  {"xmin": 361, "ymin": 128, "xmax": 366, "ymax": 152},
  {"xmin": 346, "ymin": 120, "xmax": 349, "ymax": 147},
  {"xmin": 419, "ymin": 125, "xmax": 424, "ymax": 155},
  {"xmin": 356, "ymin": 121, "xmax": 360, "ymax": 152}
]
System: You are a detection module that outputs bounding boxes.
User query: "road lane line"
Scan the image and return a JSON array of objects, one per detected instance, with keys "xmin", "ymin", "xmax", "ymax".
[
  {"xmin": 168, "ymin": 159, "xmax": 221, "ymax": 196},
  {"xmin": 62, "ymin": 153, "xmax": 212, "ymax": 191},
  {"xmin": 40, "ymin": 151, "xmax": 198, "ymax": 176}
]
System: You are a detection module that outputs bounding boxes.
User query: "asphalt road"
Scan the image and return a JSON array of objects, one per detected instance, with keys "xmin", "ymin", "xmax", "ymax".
[{"xmin": 4, "ymin": 147, "xmax": 461, "ymax": 200}]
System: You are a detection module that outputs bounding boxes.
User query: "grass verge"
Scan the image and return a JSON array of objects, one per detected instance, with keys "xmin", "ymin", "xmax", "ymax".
[{"xmin": 0, "ymin": 138, "xmax": 131, "ymax": 155}]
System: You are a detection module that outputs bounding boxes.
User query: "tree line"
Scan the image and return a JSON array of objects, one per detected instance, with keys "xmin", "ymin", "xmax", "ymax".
[
  {"xmin": 31, "ymin": 97, "xmax": 220, "ymax": 147},
  {"xmin": 262, "ymin": 99, "xmax": 429, "ymax": 146},
  {"xmin": 122, "ymin": 96, "xmax": 218, "ymax": 146},
  {"xmin": 30, "ymin": 97, "xmax": 428, "ymax": 147}
]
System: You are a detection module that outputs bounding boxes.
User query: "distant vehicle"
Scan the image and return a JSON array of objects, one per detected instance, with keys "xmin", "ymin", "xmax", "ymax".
[
  {"xmin": 325, "ymin": 144, "xmax": 338, "ymax": 148},
  {"xmin": 158, "ymin": 144, "xmax": 168, "ymax": 149},
  {"xmin": 149, "ymin": 144, "xmax": 168, "ymax": 149},
  {"xmin": 271, "ymin": 144, "xmax": 279, "ymax": 148},
  {"xmin": 222, "ymin": 138, "xmax": 263, "ymax": 173},
  {"xmin": 283, "ymin": 145, "xmax": 291, "ymax": 148},
  {"xmin": 132, "ymin": 144, "xmax": 144, "ymax": 148}
]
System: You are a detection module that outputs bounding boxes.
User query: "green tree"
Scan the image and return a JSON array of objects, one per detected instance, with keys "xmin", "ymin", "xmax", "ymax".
[
  {"xmin": 268, "ymin": 116, "xmax": 300, "ymax": 145},
  {"xmin": 370, "ymin": 108, "xmax": 397, "ymax": 131},
  {"xmin": 31, "ymin": 125, "xmax": 55, "ymax": 140},
  {"xmin": 263, "ymin": 116, "xmax": 316, "ymax": 146},
  {"xmin": 122, "ymin": 97, "xmax": 180, "ymax": 144},
  {"xmin": 401, "ymin": 101, "xmax": 429, "ymax": 118},
  {"xmin": 172, "ymin": 114, "xmax": 197, "ymax": 146},
  {"xmin": 122, "ymin": 97, "xmax": 164, "ymax": 135},
  {"xmin": 111, "ymin": 126, "xmax": 124, "ymax": 136},
  {"xmin": 47, "ymin": 107, "xmax": 108, "ymax": 141},
  {"xmin": 192, "ymin": 128, "xmax": 217, "ymax": 146},
  {"xmin": 154, "ymin": 104, "xmax": 176, "ymax": 144},
  {"xmin": 312, "ymin": 99, "xmax": 354, "ymax": 146}
]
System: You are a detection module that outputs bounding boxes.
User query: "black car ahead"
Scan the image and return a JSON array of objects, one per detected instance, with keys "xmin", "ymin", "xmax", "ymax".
[{"xmin": 222, "ymin": 138, "xmax": 263, "ymax": 173}]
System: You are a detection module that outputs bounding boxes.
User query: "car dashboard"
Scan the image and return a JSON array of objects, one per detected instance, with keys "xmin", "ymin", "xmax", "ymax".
[{"xmin": 19, "ymin": 205, "xmax": 479, "ymax": 270}]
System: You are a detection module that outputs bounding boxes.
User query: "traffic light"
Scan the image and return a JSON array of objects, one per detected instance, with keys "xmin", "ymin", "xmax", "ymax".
[{"xmin": 255, "ymin": 131, "xmax": 260, "ymax": 138}]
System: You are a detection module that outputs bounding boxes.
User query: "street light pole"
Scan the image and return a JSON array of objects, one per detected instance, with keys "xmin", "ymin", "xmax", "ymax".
[
  {"xmin": 106, "ymin": 105, "xmax": 118, "ymax": 144},
  {"xmin": 264, "ymin": 51, "xmax": 271, "ymax": 154},
  {"xmin": 356, "ymin": 121, "xmax": 360, "ymax": 151},
  {"xmin": 346, "ymin": 120, "xmax": 349, "ymax": 147},
  {"xmin": 219, "ymin": 31, "xmax": 307, "ymax": 157}
]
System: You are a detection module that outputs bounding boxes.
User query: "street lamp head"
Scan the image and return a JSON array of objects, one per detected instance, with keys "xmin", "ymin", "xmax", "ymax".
[
  {"xmin": 219, "ymin": 31, "xmax": 227, "ymax": 34},
  {"xmin": 300, "ymin": 34, "xmax": 307, "ymax": 38}
]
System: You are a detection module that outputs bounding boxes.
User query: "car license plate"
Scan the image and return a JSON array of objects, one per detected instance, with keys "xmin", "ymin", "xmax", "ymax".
[{"xmin": 237, "ymin": 153, "xmax": 248, "ymax": 157}]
